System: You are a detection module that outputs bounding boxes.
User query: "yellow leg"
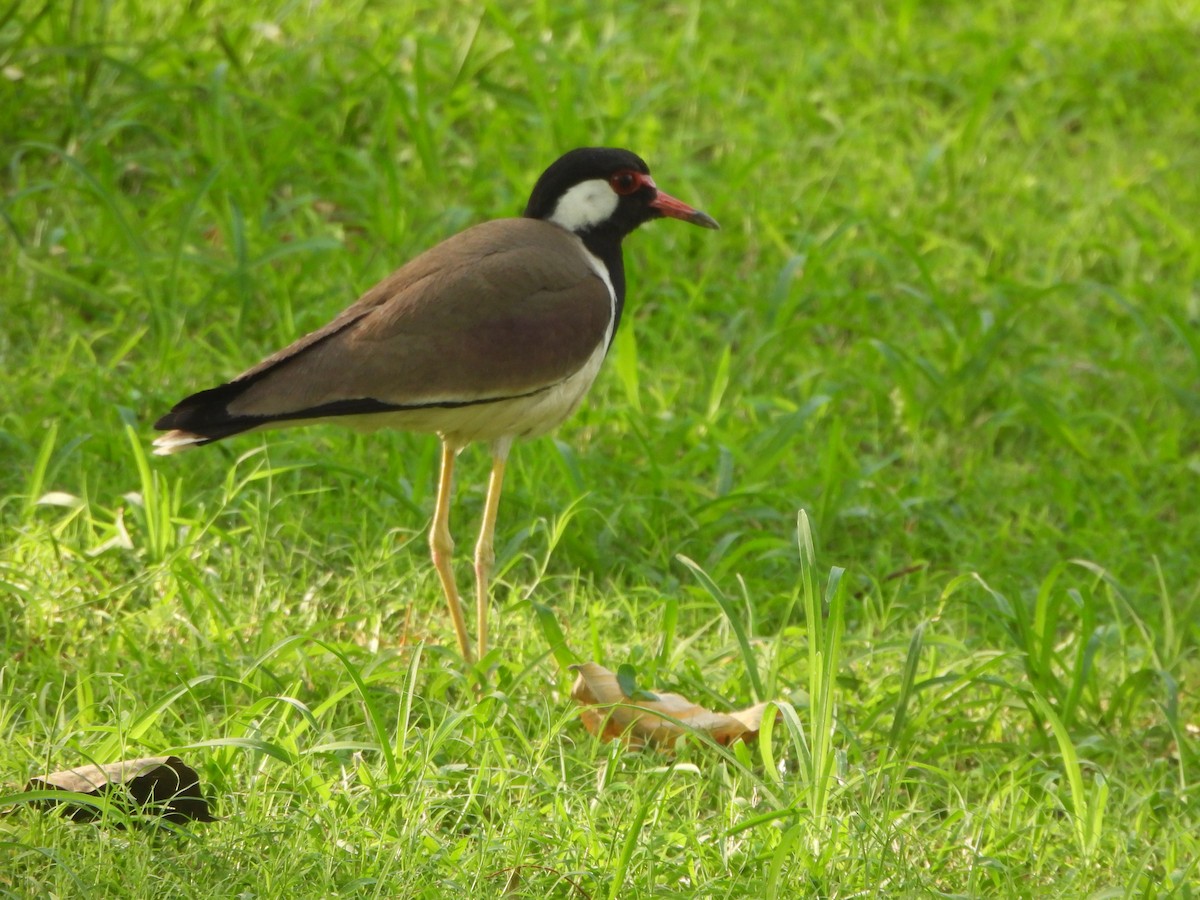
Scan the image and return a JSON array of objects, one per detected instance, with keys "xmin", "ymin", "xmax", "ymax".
[
  {"xmin": 430, "ymin": 440, "xmax": 474, "ymax": 664},
  {"xmin": 474, "ymin": 441, "xmax": 511, "ymax": 662}
]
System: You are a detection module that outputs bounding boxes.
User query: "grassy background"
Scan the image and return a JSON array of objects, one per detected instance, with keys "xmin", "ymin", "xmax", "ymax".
[{"xmin": 2, "ymin": 0, "xmax": 1199, "ymax": 895}]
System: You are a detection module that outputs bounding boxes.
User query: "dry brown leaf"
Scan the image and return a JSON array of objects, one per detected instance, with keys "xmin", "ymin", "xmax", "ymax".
[
  {"xmin": 28, "ymin": 756, "xmax": 216, "ymax": 824},
  {"xmin": 570, "ymin": 662, "xmax": 774, "ymax": 748}
]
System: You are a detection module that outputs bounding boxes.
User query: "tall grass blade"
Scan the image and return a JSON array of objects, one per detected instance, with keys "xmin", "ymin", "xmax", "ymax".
[
  {"xmin": 318, "ymin": 642, "xmax": 397, "ymax": 780},
  {"xmin": 125, "ymin": 423, "xmax": 174, "ymax": 562},
  {"xmin": 766, "ymin": 820, "xmax": 805, "ymax": 900},
  {"xmin": 22, "ymin": 420, "xmax": 58, "ymax": 519},
  {"xmin": 1032, "ymin": 691, "xmax": 1106, "ymax": 859},
  {"xmin": 887, "ymin": 621, "xmax": 926, "ymax": 757},
  {"xmin": 607, "ymin": 764, "xmax": 674, "ymax": 900},
  {"xmin": 657, "ymin": 595, "xmax": 678, "ymax": 666},
  {"xmin": 797, "ymin": 509, "xmax": 845, "ymax": 826},
  {"xmin": 677, "ymin": 554, "xmax": 765, "ymax": 701},
  {"xmin": 532, "ymin": 601, "xmax": 576, "ymax": 669}
]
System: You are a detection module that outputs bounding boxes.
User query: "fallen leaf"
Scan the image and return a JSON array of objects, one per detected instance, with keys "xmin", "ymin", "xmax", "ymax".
[
  {"xmin": 28, "ymin": 756, "xmax": 216, "ymax": 824},
  {"xmin": 570, "ymin": 662, "xmax": 774, "ymax": 748}
]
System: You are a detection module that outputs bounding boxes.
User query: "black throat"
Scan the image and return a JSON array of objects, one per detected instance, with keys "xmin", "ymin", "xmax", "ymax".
[{"xmin": 575, "ymin": 227, "xmax": 628, "ymax": 342}]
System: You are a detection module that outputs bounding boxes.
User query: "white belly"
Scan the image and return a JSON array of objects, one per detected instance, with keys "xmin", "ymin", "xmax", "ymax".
[{"xmin": 336, "ymin": 334, "xmax": 609, "ymax": 446}]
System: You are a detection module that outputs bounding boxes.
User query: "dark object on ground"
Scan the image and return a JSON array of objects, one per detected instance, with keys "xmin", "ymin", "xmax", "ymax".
[{"xmin": 28, "ymin": 755, "xmax": 215, "ymax": 824}]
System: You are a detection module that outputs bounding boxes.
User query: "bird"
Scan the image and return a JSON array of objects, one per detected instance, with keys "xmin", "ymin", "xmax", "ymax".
[{"xmin": 153, "ymin": 147, "xmax": 719, "ymax": 665}]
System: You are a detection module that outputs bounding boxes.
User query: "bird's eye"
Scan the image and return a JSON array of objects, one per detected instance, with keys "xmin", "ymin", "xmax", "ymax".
[{"xmin": 609, "ymin": 171, "xmax": 640, "ymax": 195}]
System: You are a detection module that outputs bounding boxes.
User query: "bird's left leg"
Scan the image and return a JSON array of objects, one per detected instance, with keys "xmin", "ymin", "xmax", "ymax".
[
  {"xmin": 430, "ymin": 439, "xmax": 474, "ymax": 664},
  {"xmin": 474, "ymin": 438, "xmax": 512, "ymax": 662}
]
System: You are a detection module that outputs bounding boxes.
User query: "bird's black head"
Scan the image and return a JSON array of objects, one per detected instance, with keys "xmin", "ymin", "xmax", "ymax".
[{"xmin": 524, "ymin": 147, "xmax": 719, "ymax": 240}]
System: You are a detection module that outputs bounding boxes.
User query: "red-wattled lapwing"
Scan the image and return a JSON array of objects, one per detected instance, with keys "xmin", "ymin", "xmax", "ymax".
[{"xmin": 153, "ymin": 147, "xmax": 718, "ymax": 664}]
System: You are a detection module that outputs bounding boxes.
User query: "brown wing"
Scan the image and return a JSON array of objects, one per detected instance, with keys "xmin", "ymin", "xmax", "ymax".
[{"xmin": 155, "ymin": 218, "xmax": 613, "ymax": 439}]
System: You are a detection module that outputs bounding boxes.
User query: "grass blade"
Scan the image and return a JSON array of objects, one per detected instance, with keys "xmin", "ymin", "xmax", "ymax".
[
  {"xmin": 532, "ymin": 601, "xmax": 576, "ymax": 669},
  {"xmin": 677, "ymin": 554, "xmax": 765, "ymax": 701},
  {"xmin": 22, "ymin": 420, "xmax": 58, "ymax": 519},
  {"xmin": 797, "ymin": 510, "xmax": 845, "ymax": 826},
  {"xmin": 607, "ymin": 764, "xmax": 674, "ymax": 900},
  {"xmin": 317, "ymin": 642, "xmax": 397, "ymax": 780},
  {"xmin": 887, "ymin": 621, "xmax": 926, "ymax": 756},
  {"xmin": 1031, "ymin": 691, "xmax": 1106, "ymax": 859}
]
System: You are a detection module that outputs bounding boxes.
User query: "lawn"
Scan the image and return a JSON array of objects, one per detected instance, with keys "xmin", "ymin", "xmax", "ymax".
[{"xmin": 2, "ymin": 0, "xmax": 1199, "ymax": 896}]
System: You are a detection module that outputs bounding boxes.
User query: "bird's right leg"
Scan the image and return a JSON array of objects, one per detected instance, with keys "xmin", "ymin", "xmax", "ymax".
[{"xmin": 430, "ymin": 439, "xmax": 474, "ymax": 664}]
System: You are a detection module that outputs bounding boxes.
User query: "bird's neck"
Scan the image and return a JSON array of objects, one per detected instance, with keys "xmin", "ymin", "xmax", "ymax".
[{"xmin": 578, "ymin": 229, "xmax": 627, "ymax": 341}]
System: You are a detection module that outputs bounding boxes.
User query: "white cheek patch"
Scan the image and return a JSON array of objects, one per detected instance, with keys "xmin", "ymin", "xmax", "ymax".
[{"xmin": 548, "ymin": 179, "xmax": 618, "ymax": 232}]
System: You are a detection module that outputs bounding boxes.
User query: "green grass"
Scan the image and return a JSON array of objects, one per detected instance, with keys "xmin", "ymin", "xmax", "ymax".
[{"xmin": 3, "ymin": 0, "xmax": 1199, "ymax": 895}]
